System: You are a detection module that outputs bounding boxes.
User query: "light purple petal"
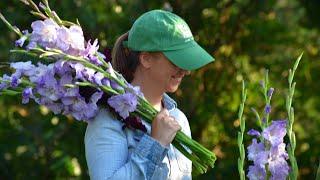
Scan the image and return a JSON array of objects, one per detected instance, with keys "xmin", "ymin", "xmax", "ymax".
[
  {"xmin": 22, "ymin": 87, "xmax": 33, "ymax": 104},
  {"xmin": 267, "ymin": 88, "xmax": 274, "ymax": 98},
  {"xmin": 107, "ymin": 93, "xmax": 138, "ymax": 119},
  {"xmin": 93, "ymin": 72, "xmax": 105, "ymax": 86},
  {"xmin": 247, "ymin": 138, "xmax": 265, "ymax": 161},
  {"xmin": 264, "ymin": 104, "xmax": 271, "ymax": 114},
  {"xmin": 126, "ymin": 83, "xmax": 144, "ymax": 97},
  {"xmin": 247, "ymin": 129, "xmax": 261, "ymax": 137},
  {"xmin": 90, "ymin": 91, "xmax": 103, "ymax": 104},
  {"xmin": 262, "ymin": 120, "xmax": 287, "ymax": 146},
  {"xmin": 268, "ymin": 157, "xmax": 289, "ymax": 180},
  {"xmin": 247, "ymin": 165, "xmax": 266, "ymax": 180}
]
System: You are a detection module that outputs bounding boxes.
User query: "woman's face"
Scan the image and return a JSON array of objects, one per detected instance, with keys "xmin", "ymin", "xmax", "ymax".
[{"xmin": 145, "ymin": 52, "xmax": 190, "ymax": 93}]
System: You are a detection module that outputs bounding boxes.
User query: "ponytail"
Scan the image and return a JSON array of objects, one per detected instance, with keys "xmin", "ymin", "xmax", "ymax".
[{"xmin": 112, "ymin": 32, "xmax": 140, "ymax": 82}]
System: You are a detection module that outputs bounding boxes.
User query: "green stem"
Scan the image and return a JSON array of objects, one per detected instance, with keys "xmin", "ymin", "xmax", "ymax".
[
  {"xmin": 237, "ymin": 80, "xmax": 247, "ymax": 180},
  {"xmin": 0, "ymin": 12, "xmax": 22, "ymax": 37},
  {"xmin": 286, "ymin": 53, "xmax": 303, "ymax": 180}
]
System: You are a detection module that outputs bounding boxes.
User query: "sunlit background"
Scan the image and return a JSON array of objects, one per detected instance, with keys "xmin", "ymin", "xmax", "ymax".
[{"xmin": 1, "ymin": 0, "xmax": 320, "ymax": 179}]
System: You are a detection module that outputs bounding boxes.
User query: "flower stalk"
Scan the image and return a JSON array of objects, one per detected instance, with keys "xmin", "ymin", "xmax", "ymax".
[
  {"xmin": 237, "ymin": 80, "xmax": 247, "ymax": 180},
  {"xmin": 286, "ymin": 53, "xmax": 303, "ymax": 180}
]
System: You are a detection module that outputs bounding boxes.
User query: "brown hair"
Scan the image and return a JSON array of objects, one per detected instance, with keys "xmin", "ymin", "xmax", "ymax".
[{"xmin": 112, "ymin": 32, "xmax": 140, "ymax": 82}]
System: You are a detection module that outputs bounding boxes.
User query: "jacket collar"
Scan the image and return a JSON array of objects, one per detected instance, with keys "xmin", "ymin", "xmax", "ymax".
[{"xmin": 162, "ymin": 93, "xmax": 177, "ymax": 111}]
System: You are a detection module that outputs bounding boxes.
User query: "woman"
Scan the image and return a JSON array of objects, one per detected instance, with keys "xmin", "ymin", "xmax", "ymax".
[{"xmin": 85, "ymin": 9, "xmax": 214, "ymax": 180}]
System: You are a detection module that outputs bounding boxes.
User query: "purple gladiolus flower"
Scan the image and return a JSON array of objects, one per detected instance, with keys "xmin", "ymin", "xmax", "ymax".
[
  {"xmin": 26, "ymin": 41, "xmax": 37, "ymax": 50},
  {"xmin": 38, "ymin": 2, "xmax": 46, "ymax": 10},
  {"xmin": 37, "ymin": 72, "xmax": 62, "ymax": 101},
  {"xmin": 126, "ymin": 83, "xmax": 144, "ymax": 97},
  {"xmin": 248, "ymin": 129, "xmax": 261, "ymax": 137},
  {"xmin": 88, "ymin": 54, "xmax": 103, "ymax": 66},
  {"xmin": 11, "ymin": 61, "xmax": 34, "ymax": 72},
  {"xmin": 82, "ymin": 39, "xmax": 99, "ymax": 57},
  {"xmin": 30, "ymin": 18, "xmax": 59, "ymax": 48},
  {"xmin": 71, "ymin": 63, "xmax": 85, "ymax": 80},
  {"xmin": 0, "ymin": 74, "xmax": 11, "ymax": 90},
  {"xmin": 110, "ymin": 80, "xmax": 123, "ymax": 91},
  {"xmin": 36, "ymin": 97, "xmax": 63, "ymax": 114},
  {"xmin": 268, "ymin": 157, "xmax": 289, "ymax": 180},
  {"xmin": 10, "ymin": 74, "xmax": 21, "ymax": 87},
  {"xmin": 93, "ymin": 72, "xmax": 105, "ymax": 86},
  {"xmin": 247, "ymin": 120, "xmax": 290, "ymax": 180},
  {"xmin": 28, "ymin": 63, "xmax": 54, "ymax": 83},
  {"xmin": 15, "ymin": 36, "xmax": 27, "ymax": 47},
  {"xmin": 247, "ymin": 165, "xmax": 266, "ymax": 180},
  {"xmin": 73, "ymin": 92, "xmax": 102, "ymax": 121},
  {"xmin": 59, "ymin": 73, "xmax": 73, "ymax": 88},
  {"xmin": 265, "ymin": 104, "xmax": 271, "ymax": 114},
  {"xmin": 247, "ymin": 138, "xmax": 265, "ymax": 161},
  {"xmin": 68, "ymin": 26, "xmax": 85, "ymax": 51},
  {"xmin": 97, "ymin": 52, "xmax": 106, "ymax": 60},
  {"xmin": 15, "ymin": 30, "xmax": 29, "ymax": 47},
  {"xmin": 56, "ymin": 26, "xmax": 72, "ymax": 52},
  {"xmin": 63, "ymin": 87, "xmax": 79, "ymax": 98},
  {"xmin": 267, "ymin": 87, "xmax": 274, "ymax": 98},
  {"xmin": 56, "ymin": 25, "xmax": 85, "ymax": 55},
  {"xmin": 108, "ymin": 92, "xmax": 138, "ymax": 119},
  {"xmin": 262, "ymin": 120, "xmax": 287, "ymax": 146},
  {"xmin": 107, "ymin": 62, "xmax": 117, "ymax": 78},
  {"xmin": 82, "ymin": 67, "xmax": 96, "ymax": 82},
  {"xmin": 102, "ymin": 78, "xmax": 110, "ymax": 87},
  {"xmin": 54, "ymin": 60, "xmax": 72, "ymax": 76},
  {"xmin": 254, "ymin": 151, "xmax": 269, "ymax": 168},
  {"xmin": 90, "ymin": 91, "xmax": 103, "ymax": 104},
  {"xmin": 0, "ymin": 82, "xmax": 6, "ymax": 91},
  {"xmin": 270, "ymin": 143, "xmax": 288, "ymax": 160},
  {"xmin": 22, "ymin": 87, "xmax": 33, "ymax": 104}
]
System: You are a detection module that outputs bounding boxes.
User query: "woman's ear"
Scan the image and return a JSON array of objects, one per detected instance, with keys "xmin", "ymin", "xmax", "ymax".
[{"xmin": 139, "ymin": 52, "xmax": 153, "ymax": 69}]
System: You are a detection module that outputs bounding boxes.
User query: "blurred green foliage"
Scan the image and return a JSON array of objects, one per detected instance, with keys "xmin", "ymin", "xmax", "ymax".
[{"xmin": 0, "ymin": 0, "xmax": 320, "ymax": 179}]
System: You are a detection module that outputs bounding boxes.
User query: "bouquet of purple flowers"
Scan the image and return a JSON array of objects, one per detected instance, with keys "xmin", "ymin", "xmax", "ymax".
[
  {"xmin": 0, "ymin": 0, "xmax": 216, "ymax": 174},
  {"xmin": 237, "ymin": 54, "xmax": 303, "ymax": 180}
]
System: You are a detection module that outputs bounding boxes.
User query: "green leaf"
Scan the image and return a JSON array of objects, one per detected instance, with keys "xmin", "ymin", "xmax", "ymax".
[{"xmin": 293, "ymin": 52, "xmax": 303, "ymax": 71}]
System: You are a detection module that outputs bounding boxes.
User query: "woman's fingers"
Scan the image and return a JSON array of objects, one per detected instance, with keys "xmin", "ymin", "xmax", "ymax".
[{"xmin": 151, "ymin": 108, "xmax": 181, "ymax": 147}]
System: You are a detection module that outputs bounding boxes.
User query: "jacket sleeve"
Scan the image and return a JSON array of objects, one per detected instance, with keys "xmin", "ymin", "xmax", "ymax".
[{"xmin": 84, "ymin": 109, "xmax": 169, "ymax": 180}]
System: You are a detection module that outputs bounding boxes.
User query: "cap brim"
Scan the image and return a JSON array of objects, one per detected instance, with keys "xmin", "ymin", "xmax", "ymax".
[{"xmin": 163, "ymin": 41, "xmax": 214, "ymax": 71}]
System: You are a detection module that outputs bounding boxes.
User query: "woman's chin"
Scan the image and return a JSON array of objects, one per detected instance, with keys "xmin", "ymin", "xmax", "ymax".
[{"xmin": 166, "ymin": 85, "xmax": 180, "ymax": 93}]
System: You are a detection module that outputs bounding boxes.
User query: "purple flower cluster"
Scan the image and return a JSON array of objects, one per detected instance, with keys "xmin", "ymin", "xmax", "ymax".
[
  {"xmin": 247, "ymin": 120, "xmax": 290, "ymax": 180},
  {"xmin": 18, "ymin": 18, "xmax": 105, "ymax": 65},
  {"xmin": 1, "ymin": 60, "xmax": 144, "ymax": 122},
  {"xmin": 1, "ymin": 18, "xmax": 145, "ymax": 123},
  {"xmin": 1, "ymin": 61, "xmax": 108, "ymax": 121}
]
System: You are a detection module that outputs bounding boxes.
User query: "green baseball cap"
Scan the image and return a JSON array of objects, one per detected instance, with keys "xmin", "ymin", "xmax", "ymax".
[{"xmin": 123, "ymin": 9, "xmax": 214, "ymax": 70}]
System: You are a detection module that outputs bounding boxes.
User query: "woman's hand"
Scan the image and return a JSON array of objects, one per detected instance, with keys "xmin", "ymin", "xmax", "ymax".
[{"xmin": 151, "ymin": 108, "xmax": 181, "ymax": 147}]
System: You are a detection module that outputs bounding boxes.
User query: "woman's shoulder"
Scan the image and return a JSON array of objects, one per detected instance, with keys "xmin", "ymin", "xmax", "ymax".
[
  {"xmin": 85, "ymin": 108, "xmax": 126, "ymax": 142},
  {"xmin": 88, "ymin": 108, "xmax": 122, "ymax": 127}
]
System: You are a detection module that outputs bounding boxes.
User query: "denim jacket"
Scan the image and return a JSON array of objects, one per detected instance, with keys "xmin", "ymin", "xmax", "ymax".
[{"xmin": 85, "ymin": 94, "xmax": 192, "ymax": 180}]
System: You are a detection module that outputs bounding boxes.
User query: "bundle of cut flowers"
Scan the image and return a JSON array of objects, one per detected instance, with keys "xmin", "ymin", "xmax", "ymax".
[
  {"xmin": 0, "ymin": 0, "xmax": 216, "ymax": 174},
  {"xmin": 237, "ymin": 54, "xmax": 303, "ymax": 180}
]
